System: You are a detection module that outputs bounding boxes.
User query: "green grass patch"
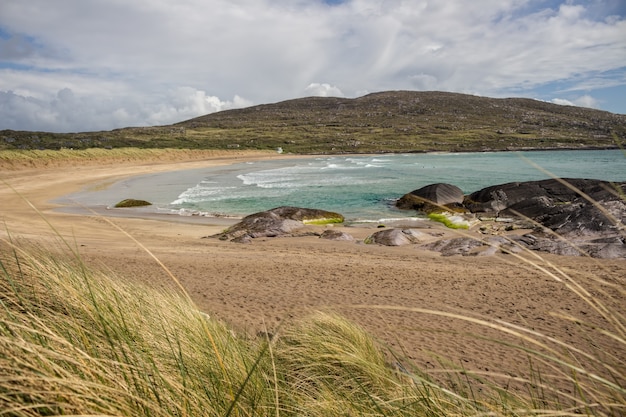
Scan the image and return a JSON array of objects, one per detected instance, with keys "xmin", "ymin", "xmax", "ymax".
[{"xmin": 0, "ymin": 147, "xmax": 271, "ymax": 169}]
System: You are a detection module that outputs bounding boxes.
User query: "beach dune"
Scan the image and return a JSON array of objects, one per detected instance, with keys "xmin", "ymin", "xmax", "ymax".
[{"xmin": 1, "ymin": 151, "xmax": 623, "ymax": 394}]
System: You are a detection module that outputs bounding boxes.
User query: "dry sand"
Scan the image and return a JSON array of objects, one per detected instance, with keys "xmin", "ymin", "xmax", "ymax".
[{"xmin": 1, "ymin": 151, "xmax": 624, "ymax": 394}]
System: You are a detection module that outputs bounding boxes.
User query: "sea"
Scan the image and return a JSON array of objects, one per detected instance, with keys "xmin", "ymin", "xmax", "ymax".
[{"xmin": 60, "ymin": 149, "xmax": 625, "ymax": 224}]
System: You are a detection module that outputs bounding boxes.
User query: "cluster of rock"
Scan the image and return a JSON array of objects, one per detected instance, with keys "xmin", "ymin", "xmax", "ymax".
[
  {"xmin": 211, "ymin": 206, "xmax": 345, "ymax": 243},
  {"xmin": 396, "ymin": 178, "xmax": 625, "ymax": 258},
  {"xmin": 208, "ymin": 178, "xmax": 625, "ymax": 259}
]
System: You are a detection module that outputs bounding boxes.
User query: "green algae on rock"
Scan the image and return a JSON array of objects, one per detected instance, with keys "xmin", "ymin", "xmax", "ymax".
[{"xmin": 114, "ymin": 199, "xmax": 152, "ymax": 208}]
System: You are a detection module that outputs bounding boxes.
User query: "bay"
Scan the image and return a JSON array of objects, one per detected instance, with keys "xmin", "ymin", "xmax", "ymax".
[{"xmin": 62, "ymin": 149, "xmax": 625, "ymax": 223}]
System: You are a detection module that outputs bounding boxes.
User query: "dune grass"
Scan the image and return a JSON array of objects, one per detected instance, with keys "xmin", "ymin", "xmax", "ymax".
[
  {"xmin": 0, "ymin": 148, "xmax": 271, "ymax": 169},
  {"xmin": 1, "ymin": 234, "xmax": 624, "ymax": 416}
]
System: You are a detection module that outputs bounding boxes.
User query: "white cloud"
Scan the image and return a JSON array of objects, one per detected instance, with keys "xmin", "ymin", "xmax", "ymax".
[
  {"xmin": 551, "ymin": 98, "xmax": 576, "ymax": 106},
  {"xmin": 305, "ymin": 83, "xmax": 344, "ymax": 97},
  {"xmin": 550, "ymin": 95, "xmax": 600, "ymax": 109},
  {"xmin": 572, "ymin": 95, "xmax": 601, "ymax": 109},
  {"xmin": 0, "ymin": 0, "xmax": 624, "ymax": 131},
  {"xmin": 0, "ymin": 85, "xmax": 252, "ymax": 132},
  {"xmin": 144, "ymin": 88, "xmax": 253, "ymax": 126}
]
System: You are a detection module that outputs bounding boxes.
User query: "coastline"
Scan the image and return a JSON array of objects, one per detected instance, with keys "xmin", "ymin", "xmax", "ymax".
[
  {"xmin": 49, "ymin": 148, "xmax": 626, "ymax": 226},
  {"xmin": 1, "ymin": 150, "xmax": 624, "ymax": 393}
]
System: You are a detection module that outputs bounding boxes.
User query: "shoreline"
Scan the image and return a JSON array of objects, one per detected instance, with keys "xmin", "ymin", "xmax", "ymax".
[
  {"xmin": 1, "ymin": 150, "xmax": 624, "ymax": 394},
  {"xmin": 44, "ymin": 148, "xmax": 625, "ymax": 227}
]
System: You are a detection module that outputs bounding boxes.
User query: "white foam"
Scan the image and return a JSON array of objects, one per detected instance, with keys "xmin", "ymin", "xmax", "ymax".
[{"xmin": 171, "ymin": 184, "xmax": 237, "ymax": 204}]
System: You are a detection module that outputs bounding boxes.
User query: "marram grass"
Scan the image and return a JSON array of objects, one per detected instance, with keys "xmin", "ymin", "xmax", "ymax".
[
  {"xmin": 0, "ymin": 147, "xmax": 271, "ymax": 169},
  {"xmin": 1, "ymin": 237, "xmax": 624, "ymax": 416}
]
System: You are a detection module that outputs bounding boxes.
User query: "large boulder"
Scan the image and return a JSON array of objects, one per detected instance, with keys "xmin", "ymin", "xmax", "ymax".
[
  {"xmin": 319, "ymin": 229, "xmax": 355, "ymax": 241},
  {"xmin": 365, "ymin": 228, "xmax": 427, "ymax": 246},
  {"xmin": 211, "ymin": 206, "xmax": 344, "ymax": 242},
  {"xmin": 464, "ymin": 178, "xmax": 626, "ymax": 238},
  {"xmin": 396, "ymin": 183, "xmax": 465, "ymax": 212},
  {"xmin": 461, "ymin": 178, "xmax": 626, "ymax": 258}
]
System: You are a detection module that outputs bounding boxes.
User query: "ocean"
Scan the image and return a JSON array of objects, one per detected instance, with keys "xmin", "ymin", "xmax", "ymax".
[{"xmin": 62, "ymin": 149, "xmax": 625, "ymax": 223}]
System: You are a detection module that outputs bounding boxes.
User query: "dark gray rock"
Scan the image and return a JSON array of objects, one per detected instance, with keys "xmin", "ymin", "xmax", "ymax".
[
  {"xmin": 421, "ymin": 235, "xmax": 527, "ymax": 257},
  {"xmin": 257, "ymin": 206, "xmax": 344, "ymax": 224},
  {"xmin": 463, "ymin": 178, "xmax": 625, "ymax": 258},
  {"xmin": 319, "ymin": 229, "xmax": 355, "ymax": 241},
  {"xmin": 210, "ymin": 206, "xmax": 344, "ymax": 242},
  {"xmin": 421, "ymin": 237, "xmax": 485, "ymax": 256},
  {"xmin": 513, "ymin": 233, "xmax": 626, "ymax": 259},
  {"xmin": 365, "ymin": 228, "xmax": 426, "ymax": 246},
  {"xmin": 396, "ymin": 183, "xmax": 465, "ymax": 212},
  {"xmin": 465, "ymin": 178, "xmax": 624, "ymax": 225}
]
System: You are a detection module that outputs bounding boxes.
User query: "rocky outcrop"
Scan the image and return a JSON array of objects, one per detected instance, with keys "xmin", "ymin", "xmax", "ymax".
[
  {"xmin": 211, "ymin": 206, "xmax": 344, "ymax": 243},
  {"xmin": 419, "ymin": 233, "xmax": 626, "ymax": 259},
  {"xmin": 396, "ymin": 183, "xmax": 464, "ymax": 212},
  {"xmin": 515, "ymin": 233, "xmax": 626, "ymax": 258},
  {"xmin": 464, "ymin": 178, "xmax": 625, "ymax": 237},
  {"xmin": 397, "ymin": 178, "xmax": 625, "ymax": 258}
]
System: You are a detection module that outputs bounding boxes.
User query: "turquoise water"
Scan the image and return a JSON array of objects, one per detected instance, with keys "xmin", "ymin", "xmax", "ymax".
[{"xmin": 65, "ymin": 150, "xmax": 625, "ymax": 222}]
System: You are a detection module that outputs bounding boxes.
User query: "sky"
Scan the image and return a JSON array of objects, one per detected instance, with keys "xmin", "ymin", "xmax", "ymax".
[{"xmin": 0, "ymin": 0, "xmax": 625, "ymax": 133}]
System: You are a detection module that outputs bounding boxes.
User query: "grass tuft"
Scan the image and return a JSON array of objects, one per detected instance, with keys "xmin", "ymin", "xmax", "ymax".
[{"xmin": 0, "ymin": 241, "xmax": 275, "ymax": 416}]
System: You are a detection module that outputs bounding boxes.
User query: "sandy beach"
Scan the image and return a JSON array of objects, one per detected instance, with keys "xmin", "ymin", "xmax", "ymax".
[{"xmin": 1, "ymin": 151, "xmax": 624, "ymax": 393}]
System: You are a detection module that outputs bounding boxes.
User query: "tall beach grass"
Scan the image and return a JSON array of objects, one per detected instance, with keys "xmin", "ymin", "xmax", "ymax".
[
  {"xmin": 0, "ymin": 148, "xmax": 271, "ymax": 170},
  {"xmin": 1, "ymin": 232, "xmax": 624, "ymax": 416}
]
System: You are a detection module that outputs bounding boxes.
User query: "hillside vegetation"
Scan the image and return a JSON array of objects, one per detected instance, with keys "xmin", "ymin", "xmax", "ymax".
[{"xmin": 2, "ymin": 91, "xmax": 624, "ymax": 154}]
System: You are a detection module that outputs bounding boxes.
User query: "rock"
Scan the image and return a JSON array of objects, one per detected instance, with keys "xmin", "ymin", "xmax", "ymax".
[
  {"xmin": 465, "ymin": 178, "xmax": 624, "ymax": 224},
  {"xmin": 421, "ymin": 235, "xmax": 525, "ymax": 257},
  {"xmin": 211, "ymin": 206, "xmax": 344, "ymax": 242},
  {"xmin": 463, "ymin": 178, "xmax": 625, "ymax": 258},
  {"xmin": 513, "ymin": 232, "xmax": 626, "ymax": 259},
  {"xmin": 261, "ymin": 206, "xmax": 345, "ymax": 224},
  {"xmin": 396, "ymin": 183, "xmax": 465, "ymax": 212},
  {"xmin": 113, "ymin": 199, "xmax": 152, "ymax": 208},
  {"xmin": 421, "ymin": 237, "xmax": 485, "ymax": 256},
  {"xmin": 319, "ymin": 229, "xmax": 355, "ymax": 241},
  {"xmin": 365, "ymin": 228, "xmax": 426, "ymax": 246}
]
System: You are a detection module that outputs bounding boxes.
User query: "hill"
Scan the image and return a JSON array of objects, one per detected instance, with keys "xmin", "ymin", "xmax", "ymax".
[{"xmin": 2, "ymin": 91, "xmax": 625, "ymax": 153}]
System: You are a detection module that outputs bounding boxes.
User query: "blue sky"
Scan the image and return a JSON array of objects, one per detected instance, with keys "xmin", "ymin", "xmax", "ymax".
[{"xmin": 0, "ymin": 0, "xmax": 624, "ymax": 133}]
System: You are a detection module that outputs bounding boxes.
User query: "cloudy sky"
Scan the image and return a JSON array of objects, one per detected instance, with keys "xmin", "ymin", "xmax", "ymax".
[{"xmin": 1, "ymin": 0, "xmax": 625, "ymax": 133}]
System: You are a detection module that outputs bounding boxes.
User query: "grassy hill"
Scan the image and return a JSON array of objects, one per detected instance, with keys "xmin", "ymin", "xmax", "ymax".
[{"xmin": 2, "ymin": 91, "xmax": 625, "ymax": 154}]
